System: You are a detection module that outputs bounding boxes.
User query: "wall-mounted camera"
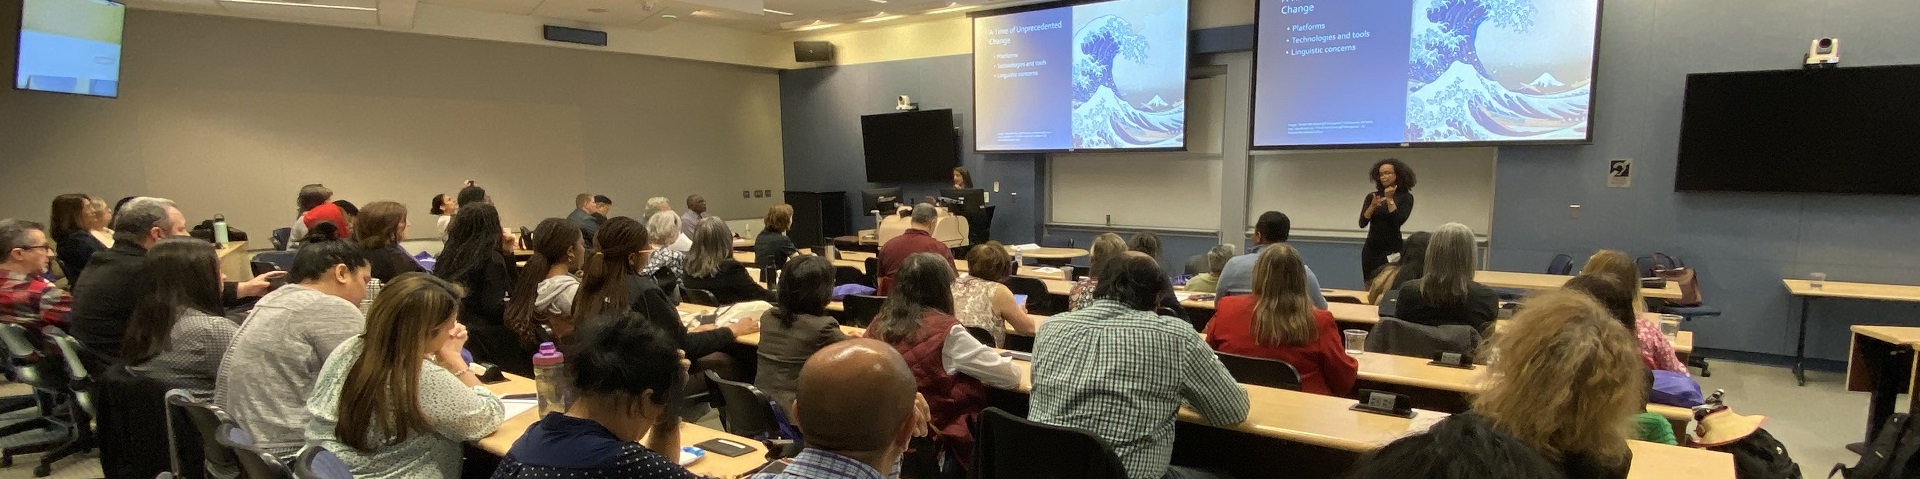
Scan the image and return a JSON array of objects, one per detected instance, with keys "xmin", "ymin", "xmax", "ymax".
[
  {"xmin": 896, "ymin": 95, "xmax": 918, "ymax": 111},
  {"xmin": 1805, "ymin": 38, "xmax": 1840, "ymax": 69}
]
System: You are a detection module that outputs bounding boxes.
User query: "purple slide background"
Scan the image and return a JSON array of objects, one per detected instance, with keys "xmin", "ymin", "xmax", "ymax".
[
  {"xmin": 974, "ymin": 8, "xmax": 1073, "ymax": 151},
  {"xmin": 1251, "ymin": 0, "xmax": 1414, "ymax": 147}
]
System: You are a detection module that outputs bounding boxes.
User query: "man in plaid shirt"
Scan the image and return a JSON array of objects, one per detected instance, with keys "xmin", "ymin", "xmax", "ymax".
[
  {"xmin": 1030, "ymin": 252, "xmax": 1248, "ymax": 479},
  {"xmin": 0, "ymin": 220, "xmax": 72, "ymax": 334}
]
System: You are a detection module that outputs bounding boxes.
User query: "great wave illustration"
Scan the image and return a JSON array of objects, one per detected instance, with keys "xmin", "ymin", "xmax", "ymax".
[
  {"xmin": 1070, "ymin": 14, "xmax": 1184, "ymax": 149},
  {"xmin": 1406, "ymin": 0, "xmax": 1591, "ymax": 142}
]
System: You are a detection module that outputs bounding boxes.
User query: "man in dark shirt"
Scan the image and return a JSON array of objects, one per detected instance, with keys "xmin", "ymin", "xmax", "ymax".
[
  {"xmin": 875, "ymin": 204, "xmax": 954, "ymax": 294},
  {"xmin": 67, "ymin": 197, "xmax": 280, "ymax": 368}
]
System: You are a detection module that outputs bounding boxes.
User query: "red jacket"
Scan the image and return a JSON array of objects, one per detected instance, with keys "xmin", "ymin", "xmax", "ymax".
[
  {"xmin": 876, "ymin": 229, "xmax": 953, "ymax": 294},
  {"xmin": 884, "ymin": 311, "xmax": 985, "ymax": 468},
  {"xmin": 302, "ymin": 203, "xmax": 352, "ymax": 239},
  {"xmin": 1206, "ymin": 295, "xmax": 1358, "ymax": 396}
]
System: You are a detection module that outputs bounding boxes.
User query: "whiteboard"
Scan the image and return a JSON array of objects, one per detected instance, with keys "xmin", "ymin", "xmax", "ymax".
[
  {"xmin": 1047, "ymin": 74, "xmax": 1225, "ymax": 231},
  {"xmin": 1247, "ymin": 147, "xmax": 1496, "ymax": 238}
]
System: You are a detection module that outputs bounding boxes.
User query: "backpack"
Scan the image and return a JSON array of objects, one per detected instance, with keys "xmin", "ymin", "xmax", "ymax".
[
  {"xmin": 1832, "ymin": 413, "xmax": 1920, "ymax": 479},
  {"xmin": 1713, "ymin": 427, "xmax": 1803, "ymax": 479}
]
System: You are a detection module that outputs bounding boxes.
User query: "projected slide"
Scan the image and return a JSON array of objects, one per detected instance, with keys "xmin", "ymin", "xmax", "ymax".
[
  {"xmin": 16, "ymin": 0, "xmax": 125, "ymax": 98},
  {"xmin": 1251, "ymin": 0, "xmax": 1598, "ymax": 148},
  {"xmin": 974, "ymin": 0, "xmax": 1188, "ymax": 152}
]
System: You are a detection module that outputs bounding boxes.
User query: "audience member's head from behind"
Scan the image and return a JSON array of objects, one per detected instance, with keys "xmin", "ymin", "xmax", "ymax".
[
  {"xmin": 965, "ymin": 241, "xmax": 1013, "ymax": 282},
  {"xmin": 795, "ymin": 339, "xmax": 923, "ymax": 470},
  {"xmin": 123, "ymin": 238, "xmax": 222, "ymax": 365},
  {"xmin": 1474, "ymin": 289, "xmax": 1640, "ymax": 465},
  {"xmin": 1396, "ymin": 231, "xmax": 1433, "ymax": 283},
  {"xmin": 1581, "ymin": 250, "xmax": 1644, "ymax": 310},
  {"xmin": 1087, "ymin": 232, "xmax": 1128, "ymax": 279},
  {"xmin": 113, "ymin": 197, "xmax": 188, "ymax": 249},
  {"xmin": 686, "ymin": 194, "xmax": 707, "ymax": 214},
  {"xmin": 456, "ymin": 184, "xmax": 489, "ymax": 207},
  {"xmin": 774, "ymin": 255, "xmax": 835, "ymax": 327},
  {"xmin": 1093, "ymin": 252, "xmax": 1173, "ymax": 312},
  {"xmin": 575, "ymin": 193, "xmax": 595, "ymax": 211},
  {"xmin": 436, "ymin": 203, "xmax": 507, "ymax": 285},
  {"xmin": 646, "ymin": 197, "xmax": 671, "ymax": 213},
  {"xmin": 332, "ymin": 199, "xmax": 359, "ymax": 218},
  {"xmin": 952, "ymin": 167, "xmax": 973, "ymax": 189},
  {"xmin": 1128, "ymin": 231, "xmax": 1162, "ymax": 259},
  {"xmin": 1253, "ymin": 211, "xmax": 1292, "ymax": 246},
  {"xmin": 910, "ymin": 203, "xmax": 938, "ymax": 229},
  {"xmin": 764, "ymin": 204, "xmax": 795, "ymax": 234},
  {"xmin": 1563, "ymin": 273, "xmax": 1638, "ymax": 333},
  {"xmin": 291, "ymin": 222, "xmax": 373, "ymax": 304},
  {"xmin": 1205, "ymin": 244, "xmax": 1236, "ymax": 275},
  {"xmin": 592, "ymin": 195, "xmax": 613, "ymax": 216},
  {"xmin": 870, "ymin": 253, "xmax": 956, "ymax": 343},
  {"xmin": 574, "ymin": 217, "xmax": 651, "ymax": 320},
  {"xmin": 564, "ymin": 312, "xmax": 687, "ymax": 441},
  {"xmin": 684, "ymin": 217, "xmax": 734, "ymax": 279},
  {"xmin": 49, "ymin": 194, "xmax": 91, "ymax": 240},
  {"xmin": 0, "ymin": 220, "xmax": 52, "ymax": 275},
  {"xmin": 1417, "ymin": 223, "xmax": 1478, "ymax": 306},
  {"xmin": 507, "ymin": 218, "xmax": 585, "ymax": 346},
  {"xmin": 334, "ymin": 273, "xmax": 466, "ymax": 451},
  {"xmin": 1348, "ymin": 413, "xmax": 1567, "ymax": 479},
  {"xmin": 297, "ymin": 184, "xmax": 333, "ymax": 214},
  {"xmin": 431, "ymin": 193, "xmax": 456, "ymax": 217},
  {"xmin": 1369, "ymin": 158, "xmax": 1416, "ymax": 193},
  {"xmin": 351, "ymin": 201, "xmax": 408, "ymax": 251},
  {"xmin": 645, "ymin": 211, "xmax": 681, "ymax": 248},
  {"xmin": 1249, "ymin": 243, "xmax": 1317, "ymax": 347}
]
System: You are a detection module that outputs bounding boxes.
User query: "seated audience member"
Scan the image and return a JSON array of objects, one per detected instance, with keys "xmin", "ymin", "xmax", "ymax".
[
  {"xmin": 869, "ymin": 253, "xmax": 1019, "ymax": 472},
  {"xmin": 646, "ymin": 196, "xmax": 672, "ymax": 213},
  {"xmin": 1348, "ymin": 413, "xmax": 1569, "ymax": 479},
  {"xmin": 215, "ymin": 225, "xmax": 372, "ymax": 460},
  {"xmin": 641, "ymin": 211, "xmax": 687, "ymax": 278},
  {"xmin": 49, "ymin": 194, "xmax": 104, "ymax": 284},
  {"xmin": 457, "ymin": 184, "xmax": 489, "ymax": 207},
  {"xmin": 751, "ymin": 339, "xmax": 932, "ymax": 479},
  {"xmin": 1581, "ymin": 250, "xmax": 1687, "ymax": 375},
  {"xmin": 1390, "ymin": 223, "xmax": 1497, "ymax": 330},
  {"xmin": 1067, "ymin": 233, "xmax": 1129, "ymax": 311},
  {"xmin": 679, "ymin": 195, "xmax": 709, "ymax": 244},
  {"xmin": 876, "ymin": 204, "xmax": 954, "ymax": 294},
  {"xmin": 1184, "ymin": 244, "xmax": 1235, "ymax": 294},
  {"xmin": 1562, "ymin": 274, "xmax": 1679, "ymax": 445},
  {"xmin": 1382, "ymin": 231, "xmax": 1432, "ymax": 293},
  {"xmin": 87, "ymin": 197, "xmax": 117, "ymax": 248},
  {"xmin": 567, "ymin": 193, "xmax": 603, "ymax": 248},
  {"xmin": 495, "ymin": 314, "xmax": 697, "ymax": 478},
  {"xmin": 308, "ymin": 273, "xmax": 505, "ymax": 477},
  {"xmin": 430, "ymin": 193, "xmax": 458, "ymax": 234},
  {"xmin": 756, "ymin": 256, "xmax": 849, "ymax": 410},
  {"xmin": 683, "ymin": 217, "xmax": 775, "ymax": 305},
  {"xmin": 70, "ymin": 197, "xmax": 274, "ymax": 368},
  {"xmin": 433, "ymin": 203, "xmax": 531, "ymax": 376},
  {"xmin": 1128, "ymin": 231, "xmax": 1162, "ymax": 260},
  {"xmin": 1030, "ymin": 252, "xmax": 1249, "ymax": 479},
  {"xmin": 1206, "ymin": 243, "xmax": 1358, "ymax": 397},
  {"xmin": 352, "ymin": 201, "xmax": 424, "ymax": 283},
  {"xmin": 503, "ymin": 218, "xmax": 584, "ymax": 342},
  {"xmin": 756, "ymin": 204, "xmax": 799, "ymax": 270},
  {"xmin": 289, "ymin": 184, "xmax": 331, "ymax": 243},
  {"xmin": 122, "ymin": 238, "xmax": 235, "ymax": 396},
  {"xmin": 950, "ymin": 242, "xmax": 1036, "ymax": 347},
  {"xmin": 333, "ymin": 199, "xmax": 360, "ymax": 227},
  {"xmin": 0, "ymin": 220, "xmax": 72, "ymax": 336},
  {"xmin": 1218, "ymin": 211, "xmax": 1328, "ymax": 308},
  {"xmin": 303, "ymin": 191, "xmax": 354, "ymax": 239},
  {"xmin": 1472, "ymin": 289, "xmax": 1641, "ymax": 479}
]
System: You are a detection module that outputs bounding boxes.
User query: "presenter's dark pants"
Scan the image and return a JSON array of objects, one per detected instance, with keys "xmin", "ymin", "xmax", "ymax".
[{"xmin": 1362, "ymin": 244, "xmax": 1396, "ymax": 283}]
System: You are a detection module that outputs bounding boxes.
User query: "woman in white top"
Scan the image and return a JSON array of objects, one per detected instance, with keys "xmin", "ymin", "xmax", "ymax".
[
  {"xmin": 306, "ymin": 273, "xmax": 505, "ymax": 478},
  {"xmin": 429, "ymin": 193, "xmax": 458, "ymax": 234},
  {"xmin": 86, "ymin": 196, "xmax": 115, "ymax": 248},
  {"xmin": 950, "ymin": 241, "xmax": 1036, "ymax": 348},
  {"xmin": 641, "ymin": 210, "xmax": 687, "ymax": 278},
  {"xmin": 868, "ymin": 253, "xmax": 1018, "ymax": 470}
]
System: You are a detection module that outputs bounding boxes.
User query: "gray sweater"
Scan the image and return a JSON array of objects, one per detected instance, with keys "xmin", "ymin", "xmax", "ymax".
[
  {"xmin": 214, "ymin": 284, "xmax": 365, "ymax": 459},
  {"xmin": 126, "ymin": 308, "xmax": 237, "ymax": 397}
]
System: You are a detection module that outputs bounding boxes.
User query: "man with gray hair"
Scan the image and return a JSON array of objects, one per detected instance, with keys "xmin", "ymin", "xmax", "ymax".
[
  {"xmin": 874, "ymin": 203, "xmax": 954, "ymax": 294},
  {"xmin": 0, "ymin": 219, "xmax": 73, "ymax": 336},
  {"xmin": 67, "ymin": 197, "xmax": 283, "ymax": 367}
]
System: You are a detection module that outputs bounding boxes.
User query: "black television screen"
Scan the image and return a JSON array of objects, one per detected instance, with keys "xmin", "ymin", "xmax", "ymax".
[
  {"xmin": 1675, "ymin": 65, "xmax": 1920, "ymax": 195},
  {"xmin": 861, "ymin": 109, "xmax": 960, "ymax": 183}
]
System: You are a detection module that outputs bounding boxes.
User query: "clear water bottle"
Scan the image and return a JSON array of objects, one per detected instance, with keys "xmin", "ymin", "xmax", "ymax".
[
  {"xmin": 532, "ymin": 342, "xmax": 570, "ymax": 415},
  {"xmin": 212, "ymin": 214, "xmax": 229, "ymax": 247}
]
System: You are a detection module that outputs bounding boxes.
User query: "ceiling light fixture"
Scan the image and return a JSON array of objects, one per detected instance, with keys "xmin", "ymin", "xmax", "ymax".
[
  {"xmin": 858, "ymin": 13, "xmax": 903, "ymax": 23},
  {"xmin": 661, "ymin": 13, "xmax": 677, "ymax": 18},
  {"xmin": 922, "ymin": 3, "xmax": 977, "ymax": 14},
  {"xmin": 792, "ymin": 21, "xmax": 839, "ymax": 31},
  {"xmin": 868, "ymin": 0, "xmax": 887, "ymax": 3},
  {"xmin": 222, "ymin": 0, "xmax": 377, "ymax": 10},
  {"xmin": 763, "ymin": 8, "xmax": 793, "ymax": 15}
]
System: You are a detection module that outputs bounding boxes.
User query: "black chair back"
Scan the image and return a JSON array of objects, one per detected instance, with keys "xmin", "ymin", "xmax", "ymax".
[
  {"xmin": 166, "ymin": 390, "xmax": 238, "ymax": 479},
  {"xmin": 760, "ymin": 266, "xmax": 780, "ymax": 286},
  {"xmin": 294, "ymin": 446, "xmax": 352, "ymax": 479},
  {"xmin": 843, "ymin": 295, "xmax": 886, "ymax": 328},
  {"xmin": 650, "ymin": 268, "xmax": 682, "ymax": 303},
  {"xmin": 1213, "ymin": 351, "xmax": 1303, "ymax": 391},
  {"xmin": 963, "ymin": 326, "xmax": 996, "ymax": 347},
  {"xmin": 0, "ymin": 324, "xmax": 51, "ymax": 389},
  {"xmin": 974, "ymin": 407, "xmax": 1126, "ymax": 479},
  {"xmin": 270, "ymin": 228, "xmax": 291, "ymax": 251},
  {"xmin": 1547, "ymin": 254, "xmax": 1575, "ymax": 275},
  {"xmin": 833, "ymin": 266, "xmax": 866, "ymax": 287},
  {"xmin": 1184, "ymin": 254, "xmax": 1208, "ymax": 276},
  {"xmin": 48, "ymin": 333, "xmax": 94, "ymax": 417},
  {"xmin": 216, "ymin": 423, "xmax": 292, "ymax": 479},
  {"xmin": 704, "ymin": 371, "xmax": 785, "ymax": 440},
  {"xmin": 1039, "ymin": 235, "xmax": 1075, "ymax": 249},
  {"xmin": 1002, "ymin": 277, "xmax": 1054, "ymax": 314},
  {"xmin": 686, "ymin": 288, "xmax": 721, "ymax": 307},
  {"xmin": 96, "ymin": 366, "xmax": 180, "ymax": 479},
  {"xmin": 863, "ymin": 257, "xmax": 880, "ymax": 286}
]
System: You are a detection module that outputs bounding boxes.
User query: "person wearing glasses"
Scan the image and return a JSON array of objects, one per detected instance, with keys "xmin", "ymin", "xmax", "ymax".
[{"xmin": 0, "ymin": 219, "xmax": 72, "ymax": 335}]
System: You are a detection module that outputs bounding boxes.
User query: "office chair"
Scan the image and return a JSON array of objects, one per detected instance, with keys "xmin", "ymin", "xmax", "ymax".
[
  {"xmin": 1002, "ymin": 277, "xmax": 1055, "ymax": 315},
  {"xmin": 214, "ymin": 423, "xmax": 291, "ymax": 479},
  {"xmin": 1547, "ymin": 254, "xmax": 1575, "ymax": 275},
  {"xmin": 0, "ymin": 324, "xmax": 71, "ymax": 469},
  {"xmin": 1213, "ymin": 352, "xmax": 1303, "ymax": 391},
  {"xmin": 704, "ymin": 371, "xmax": 797, "ymax": 441},
  {"xmin": 834, "ymin": 266, "xmax": 866, "ymax": 287},
  {"xmin": 843, "ymin": 295, "xmax": 886, "ymax": 328},
  {"xmin": 41, "ymin": 332, "xmax": 96, "ymax": 477},
  {"xmin": 293, "ymin": 447, "xmax": 351, "ymax": 479},
  {"xmin": 165, "ymin": 390, "xmax": 238, "ymax": 479},
  {"xmin": 974, "ymin": 408, "xmax": 1127, "ymax": 479}
]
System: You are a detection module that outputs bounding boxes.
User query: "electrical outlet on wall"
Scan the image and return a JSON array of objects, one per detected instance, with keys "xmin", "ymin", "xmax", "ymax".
[
  {"xmin": 1569, "ymin": 204, "xmax": 1581, "ymax": 219},
  {"xmin": 742, "ymin": 190, "xmax": 751, "ymax": 199}
]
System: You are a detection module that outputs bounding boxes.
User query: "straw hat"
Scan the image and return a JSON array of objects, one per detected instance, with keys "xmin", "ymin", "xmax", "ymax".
[{"xmin": 1694, "ymin": 407, "xmax": 1768, "ymax": 447}]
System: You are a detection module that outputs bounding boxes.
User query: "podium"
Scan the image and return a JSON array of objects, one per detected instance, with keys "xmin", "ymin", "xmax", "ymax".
[{"xmin": 874, "ymin": 208, "xmax": 971, "ymax": 248}]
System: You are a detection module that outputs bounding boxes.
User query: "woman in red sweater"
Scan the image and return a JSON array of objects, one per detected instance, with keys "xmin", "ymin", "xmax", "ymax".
[{"xmin": 1205, "ymin": 243, "xmax": 1358, "ymax": 396}]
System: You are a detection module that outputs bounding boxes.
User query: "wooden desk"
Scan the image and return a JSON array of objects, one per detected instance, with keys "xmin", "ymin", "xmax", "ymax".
[
  {"xmin": 1848, "ymin": 325, "xmax": 1920, "ymax": 446},
  {"xmin": 215, "ymin": 241, "xmax": 252, "ymax": 283},
  {"xmin": 1784, "ymin": 279, "xmax": 1920, "ymax": 385},
  {"xmin": 1627, "ymin": 440, "xmax": 1735, "ymax": 479},
  {"xmin": 476, "ymin": 373, "xmax": 768, "ymax": 478},
  {"xmin": 1015, "ymin": 247, "xmax": 1089, "ymax": 260},
  {"xmin": 1476, "ymin": 270, "xmax": 1683, "ymax": 300}
]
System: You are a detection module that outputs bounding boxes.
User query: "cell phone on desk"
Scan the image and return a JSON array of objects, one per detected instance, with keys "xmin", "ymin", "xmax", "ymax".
[
  {"xmin": 694, "ymin": 438, "xmax": 756, "ymax": 457},
  {"xmin": 1014, "ymin": 294, "xmax": 1029, "ymax": 307}
]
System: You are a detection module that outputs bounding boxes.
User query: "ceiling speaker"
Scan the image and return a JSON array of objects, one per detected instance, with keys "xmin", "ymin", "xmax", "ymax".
[{"xmin": 544, "ymin": 25, "xmax": 608, "ymax": 47}]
